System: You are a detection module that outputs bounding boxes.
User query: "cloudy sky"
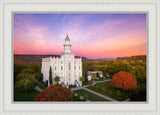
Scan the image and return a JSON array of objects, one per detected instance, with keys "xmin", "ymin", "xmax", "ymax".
[{"xmin": 14, "ymin": 13, "xmax": 147, "ymax": 58}]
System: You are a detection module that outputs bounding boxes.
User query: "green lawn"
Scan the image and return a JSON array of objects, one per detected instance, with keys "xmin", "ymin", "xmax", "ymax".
[
  {"xmin": 86, "ymin": 81, "xmax": 128, "ymax": 101},
  {"xmin": 74, "ymin": 89, "xmax": 109, "ymax": 101},
  {"xmin": 72, "ymin": 95, "xmax": 85, "ymax": 101},
  {"xmin": 95, "ymin": 78, "xmax": 111, "ymax": 82},
  {"xmin": 14, "ymin": 89, "xmax": 40, "ymax": 101}
]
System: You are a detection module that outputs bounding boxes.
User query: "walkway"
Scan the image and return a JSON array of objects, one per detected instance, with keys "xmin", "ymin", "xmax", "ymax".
[
  {"xmin": 34, "ymin": 86, "xmax": 43, "ymax": 92},
  {"xmin": 71, "ymin": 79, "xmax": 117, "ymax": 101},
  {"xmin": 83, "ymin": 87, "xmax": 117, "ymax": 101},
  {"xmin": 95, "ymin": 79, "xmax": 111, "ymax": 84},
  {"xmin": 71, "ymin": 86, "xmax": 83, "ymax": 91},
  {"xmin": 84, "ymin": 79, "xmax": 111, "ymax": 88}
]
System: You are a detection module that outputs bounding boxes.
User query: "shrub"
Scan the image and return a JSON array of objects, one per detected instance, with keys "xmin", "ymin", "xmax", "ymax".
[
  {"xmin": 83, "ymin": 95, "xmax": 88, "ymax": 101},
  {"xmin": 102, "ymin": 87, "xmax": 105, "ymax": 92},
  {"xmin": 34, "ymin": 85, "xmax": 73, "ymax": 101},
  {"xmin": 109, "ymin": 71, "xmax": 137, "ymax": 91},
  {"xmin": 109, "ymin": 91, "xmax": 112, "ymax": 95},
  {"xmin": 116, "ymin": 90, "xmax": 121, "ymax": 97},
  {"xmin": 43, "ymin": 80, "xmax": 48, "ymax": 87},
  {"xmin": 95, "ymin": 85, "xmax": 99, "ymax": 89},
  {"xmin": 77, "ymin": 93, "xmax": 81, "ymax": 98}
]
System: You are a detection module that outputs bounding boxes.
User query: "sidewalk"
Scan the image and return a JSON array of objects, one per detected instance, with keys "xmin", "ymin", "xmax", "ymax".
[
  {"xmin": 71, "ymin": 86, "xmax": 83, "ymax": 91},
  {"xmin": 84, "ymin": 79, "xmax": 111, "ymax": 88},
  {"xmin": 83, "ymin": 87, "xmax": 117, "ymax": 101},
  {"xmin": 34, "ymin": 86, "xmax": 43, "ymax": 92}
]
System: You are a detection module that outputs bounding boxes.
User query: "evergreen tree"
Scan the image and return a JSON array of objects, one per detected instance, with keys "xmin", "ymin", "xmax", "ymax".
[
  {"xmin": 49, "ymin": 66, "xmax": 53, "ymax": 85},
  {"xmin": 103, "ymin": 71, "xmax": 106, "ymax": 78},
  {"xmin": 96, "ymin": 72, "xmax": 100, "ymax": 78}
]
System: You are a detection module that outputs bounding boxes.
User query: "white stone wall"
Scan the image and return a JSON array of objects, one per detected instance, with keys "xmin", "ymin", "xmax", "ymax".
[
  {"xmin": 41, "ymin": 35, "xmax": 82, "ymax": 87},
  {"xmin": 41, "ymin": 55, "xmax": 82, "ymax": 87},
  {"xmin": 41, "ymin": 57, "xmax": 51, "ymax": 82}
]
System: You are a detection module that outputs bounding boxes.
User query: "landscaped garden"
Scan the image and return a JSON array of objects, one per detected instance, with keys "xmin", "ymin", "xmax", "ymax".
[
  {"xmin": 86, "ymin": 81, "xmax": 128, "ymax": 101},
  {"xmin": 14, "ymin": 60, "xmax": 146, "ymax": 102},
  {"xmin": 86, "ymin": 71, "xmax": 140, "ymax": 101}
]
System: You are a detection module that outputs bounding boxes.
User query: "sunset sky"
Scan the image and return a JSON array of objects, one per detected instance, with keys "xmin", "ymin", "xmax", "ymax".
[{"xmin": 14, "ymin": 13, "xmax": 147, "ymax": 58}]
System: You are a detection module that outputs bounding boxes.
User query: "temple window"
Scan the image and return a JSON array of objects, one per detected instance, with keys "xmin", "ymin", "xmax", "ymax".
[{"xmin": 69, "ymin": 63, "xmax": 71, "ymax": 70}]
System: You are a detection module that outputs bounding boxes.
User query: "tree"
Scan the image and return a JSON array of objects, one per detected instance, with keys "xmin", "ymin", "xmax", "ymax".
[
  {"xmin": 14, "ymin": 63, "xmax": 28, "ymax": 82},
  {"xmin": 54, "ymin": 76, "xmax": 60, "ymax": 84},
  {"xmin": 82, "ymin": 65, "xmax": 88, "ymax": 84},
  {"xmin": 109, "ymin": 71, "xmax": 137, "ymax": 91},
  {"xmin": 20, "ymin": 68, "xmax": 34, "ymax": 75},
  {"xmin": 16, "ymin": 72, "xmax": 35, "ymax": 81},
  {"xmin": 31, "ymin": 64, "xmax": 41, "ymax": 73},
  {"xmin": 79, "ymin": 77, "xmax": 84, "ymax": 84},
  {"xmin": 103, "ymin": 71, "xmax": 106, "ymax": 78},
  {"xmin": 91, "ymin": 73, "xmax": 96, "ymax": 85},
  {"xmin": 132, "ymin": 65, "xmax": 146, "ymax": 83},
  {"xmin": 49, "ymin": 66, "xmax": 53, "ymax": 86},
  {"xmin": 33, "ymin": 72, "xmax": 43, "ymax": 82},
  {"xmin": 43, "ymin": 80, "xmax": 48, "ymax": 87},
  {"xmin": 15, "ymin": 73, "xmax": 37, "ymax": 93},
  {"xmin": 107, "ymin": 63, "xmax": 119, "ymax": 77},
  {"xmin": 96, "ymin": 72, "xmax": 100, "ymax": 79},
  {"xmin": 34, "ymin": 85, "xmax": 73, "ymax": 101},
  {"xmin": 107, "ymin": 62, "xmax": 132, "ymax": 77}
]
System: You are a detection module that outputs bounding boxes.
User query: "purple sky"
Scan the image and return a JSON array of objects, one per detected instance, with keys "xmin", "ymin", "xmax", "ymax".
[{"xmin": 14, "ymin": 13, "xmax": 147, "ymax": 58}]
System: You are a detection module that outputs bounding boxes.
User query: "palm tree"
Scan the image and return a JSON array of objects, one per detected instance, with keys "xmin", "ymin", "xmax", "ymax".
[{"xmin": 54, "ymin": 76, "xmax": 60, "ymax": 85}]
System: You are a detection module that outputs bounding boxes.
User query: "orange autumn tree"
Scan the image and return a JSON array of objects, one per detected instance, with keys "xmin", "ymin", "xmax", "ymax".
[
  {"xmin": 109, "ymin": 71, "xmax": 137, "ymax": 91},
  {"xmin": 34, "ymin": 85, "xmax": 73, "ymax": 101}
]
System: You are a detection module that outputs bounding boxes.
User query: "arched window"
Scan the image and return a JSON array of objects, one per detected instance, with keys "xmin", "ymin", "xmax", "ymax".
[{"xmin": 69, "ymin": 63, "xmax": 71, "ymax": 70}]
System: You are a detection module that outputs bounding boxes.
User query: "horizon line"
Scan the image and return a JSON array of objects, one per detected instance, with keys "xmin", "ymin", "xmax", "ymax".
[{"xmin": 13, "ymin": 53, "xmax": 146, "ymax": 59}]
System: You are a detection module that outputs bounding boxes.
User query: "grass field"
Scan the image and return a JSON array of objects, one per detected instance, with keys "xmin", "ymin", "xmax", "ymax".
[
  {"xmin": 86, "ymin": 81, "xmax": 128, "ymax": 101},
  {"xmin": 74, "ymin": 89, "xmax": 109, "ymax": 101}
]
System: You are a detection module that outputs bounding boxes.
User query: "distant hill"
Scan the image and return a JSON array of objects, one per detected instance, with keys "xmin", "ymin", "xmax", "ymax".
[
  {"xmin": 14, "ymin": 54, "xmax": 146, "ymax": 64},
  {"xmin": 116, "ymin": 55, "xmax": 146, "ymax": 61},
  {"xmin": 14, "ymin": 54, "xmax": 84, "ymax": 64},
  {"xmin": 97, "ymin": 58, "xmax": 116, "ymax": 61},
  {"xmin": 14, "ymin": 54, "xmax": 60, "ymax": 64}
]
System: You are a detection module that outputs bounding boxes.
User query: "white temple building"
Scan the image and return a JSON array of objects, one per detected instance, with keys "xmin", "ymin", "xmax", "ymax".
[{"xmin": 41, "ymin": 35, "xmax": 82, "ymax": 87}]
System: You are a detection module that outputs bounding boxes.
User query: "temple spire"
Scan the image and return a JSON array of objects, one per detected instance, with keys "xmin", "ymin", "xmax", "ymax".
[
  {"xmin": 64, "ymin": 33, "xmax": 71, "ymax": 53},
  {"xmin": 65, "ymin": 33, "xmax": 70, "ymax": 40}
]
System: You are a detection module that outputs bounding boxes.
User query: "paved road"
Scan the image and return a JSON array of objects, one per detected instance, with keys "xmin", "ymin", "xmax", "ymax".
[{"xmin": 83, "ymin": 87, "xmax": 117, "ymax": 101}]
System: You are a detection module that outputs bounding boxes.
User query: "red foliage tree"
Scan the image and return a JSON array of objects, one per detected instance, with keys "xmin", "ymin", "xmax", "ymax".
[
  {"xmin": 109, "ymin": 71, "xmax": 137, "ymax": 91},
  {"xmin": 34, "ymin": 85, "xmax": 73, "ymax": 101}
]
